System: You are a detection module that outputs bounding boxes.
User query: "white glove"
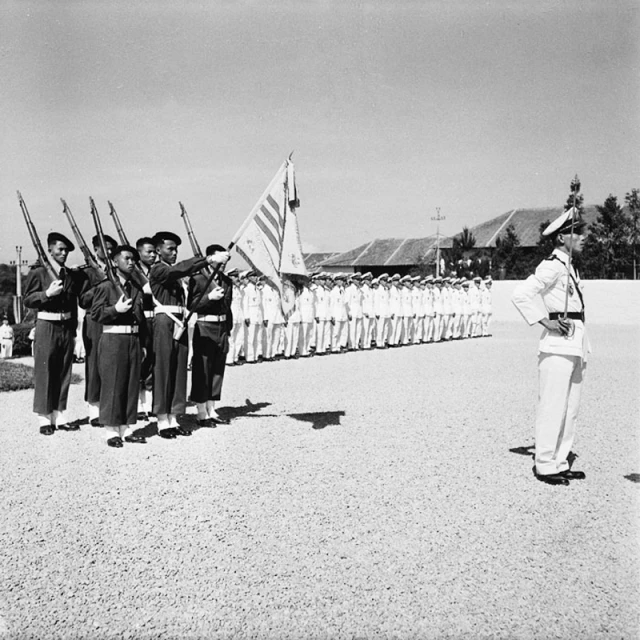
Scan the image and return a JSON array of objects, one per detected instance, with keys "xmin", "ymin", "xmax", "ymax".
[
  {"xmin": 207, "ymin": 251, "xmax": 231, "ymax": 266},
  {"xmin": 207, "ymin": 286, "xmax": 225, "ymax": 301},
  {"xmin": 45, "ymin": 280, "xmax": 64, "ymax": 298},
  {"xmin": 115, "ymin": 294, "xmax": 133, "ymax": 313},
  {"xmin": 142, "ymin": 282, "xmax": 152, "ymax": 295}
]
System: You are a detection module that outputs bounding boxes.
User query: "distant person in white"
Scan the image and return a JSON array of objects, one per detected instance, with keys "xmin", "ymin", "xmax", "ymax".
[{"xmin": 511, "ymin": 208, "xmax": 589, "ymax": 486}]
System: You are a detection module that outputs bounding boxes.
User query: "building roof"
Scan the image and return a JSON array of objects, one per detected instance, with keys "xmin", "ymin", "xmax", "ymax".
[
  {"xmin": 303, "ymin": 252, "xmax": 341, "ymax": 270},
  {"xmin": 319, "ymin": 236, "xmax": 442, "ymax": 267},
  {"xmin": 444, "ymin": 205, "xmax": 601, "ymax": 249}
]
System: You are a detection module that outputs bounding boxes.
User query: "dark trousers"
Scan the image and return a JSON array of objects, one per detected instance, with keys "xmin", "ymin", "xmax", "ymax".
[
  {"xmin": 83, "ymin": 316, "xmax": 102, "ymax": 403},
  {"xmin": 98, "ymin": 333, "xmax": 141, "ymax": 426},
  {"xmin": 152, "ymin": 314, "xmax": 188, "ymax": 415},
  {"xmin": 190, "ymin": 321, "xmax": 229, "ymax": 403},
  {"xmin": 33, "ymin": 319, "xmax": 75, "ymax": 415},
  {"xmin": 139, "ymin": 318, "xmax": 155, "ymax": 393}
]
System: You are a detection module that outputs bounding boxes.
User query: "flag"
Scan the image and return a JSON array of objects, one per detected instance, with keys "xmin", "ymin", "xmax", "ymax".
[{"xmin": 234, "ymin": 157, "xmax": 306, "ymax": 314}]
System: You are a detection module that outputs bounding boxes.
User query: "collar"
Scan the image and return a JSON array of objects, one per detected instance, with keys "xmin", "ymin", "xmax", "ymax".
[{"xmin": 551, "ymin": 248, "xmax": 570, "ymax": 265}]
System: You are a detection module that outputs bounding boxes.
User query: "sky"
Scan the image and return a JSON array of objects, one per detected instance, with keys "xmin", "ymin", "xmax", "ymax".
[{"xmin": 1, "ymin": 0, "xmax": 638, "ymax": 265}]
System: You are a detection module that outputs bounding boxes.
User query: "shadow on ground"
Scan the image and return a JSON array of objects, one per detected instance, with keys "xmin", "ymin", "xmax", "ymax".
[{"xmin": 624, "ymin": 473, "xmax": 640, "ymax": 483}]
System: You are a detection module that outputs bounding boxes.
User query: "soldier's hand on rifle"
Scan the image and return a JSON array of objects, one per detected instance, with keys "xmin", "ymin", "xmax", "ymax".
[
  {"xmin": 45, "ymin": 280, "xmax": 64, "ymax": 298},
  {"xmin": 207, "ymin": 286, "xmax": 224, "ymax": 301},
  {"xmin": 115, "ymin": 294, "xmax": 133, "ymax": 314},
  {"xmin": 207, "ymin": 251, "xmax": 231, "ymax": 266}
]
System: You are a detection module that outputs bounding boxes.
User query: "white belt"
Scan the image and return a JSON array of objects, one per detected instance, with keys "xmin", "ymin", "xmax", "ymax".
[
  {"xmin": 155, "ymin": 305, "xmax": 184, "ymax": 315},
  {"xmin": 144, "ymin": 310, "xmax": 155, "ymax": 318},
  {"xmin": 103, "ymin": 325, "xmax": 139, "ymax": 334},
  {"xmin": 197, "ymin": 314, "xmax": 227, "ymax": 323},
  {"xmin": 38, "ymin": 311, "xmax": 72, "ymax": 321}
]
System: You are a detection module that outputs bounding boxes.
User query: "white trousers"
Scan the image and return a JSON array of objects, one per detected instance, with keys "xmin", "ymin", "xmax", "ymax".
[
  {"xmin": 332, "ymin": 320, "xmax": 348, "ymax": 351},
  {"xmin": 284, "ymin": 322, "xmax": 300, "ymax": 358},
  {"xmin": 535, "ymin": 353, "xmax": 586, "ymax": 475},
  {"xmin": 245, "ymin": 323, "xmax": 262, "ymax": 362},
  {"xmin": 348, "ymin": 317, "xmax": 363, "ymax": 349},
  {"xmin": 362, "ymin": 316, "xmax": 374, "ymax": 349},
  {"xmin": 375, "ymin": 317, "xmax": 390, "ymax": 347},
  {"xmin": 481, "ymin": 312, "xmax": 492, "ymax": 336},
  {"xmin": 0, "ymin": 339, "xmax": 13, "ymax": 358},
  {"xmin": 315, "ymin": 320, "xmax": 329, "ymax": 353},
  {"xmin": 299, "ymin": 322, "xmax": 314, "ymax": 356}
]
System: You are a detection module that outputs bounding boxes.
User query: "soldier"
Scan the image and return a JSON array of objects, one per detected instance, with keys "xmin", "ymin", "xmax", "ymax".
[
  {"xmin": 135, "ymin": 236, "xmax": 157, "ymax": 417},
  {"xmin": 297, "ymin": 279, "xmax": 316, "ymax": 357},
  {"xmin": 227, "ymin": 269, "xmax": 244, "ymax": 365},
  {"xmin": 460, "ymin": 278, "xmax": 472, "ymax": 338},
  {"xmin": 451, "ymin": 279, "xmax": 463, "ymax": 339},
  {"xmin": 262, "ymin": 281, "xmax": 284, "ymax": 360},
  {"xmin": 512, "ymin": 209, "xmax": 588, "ymax": 485},
  {"xmin": 0, "ymin": 317, "xmax": 14, "ymax": 358},
  {"xmin": 440, "ymin": 277, "xmax": 453, "ymax": 340},
  {"xmin": 345, "ymin": 274, "xmax": 363, "ymax": 350},
  {"xmin": 399, "ymin": 275, "xmax": 414, "ymax": 345},
  {"xmin": 283, "ymin": 279, "xmax": 301, "ymax": 359},
  {"xmin": 314, "ymin": 274, "xmax": 330, "ymax": 355},
  {"xmin": 412, "ymin": 278, "xmax": 425, "ymax": 344},
  {"xmin": 422, "ymin": 276, "xmax": 435, "ymax": 343},
  {"xmin": 432, "ymin": 277, "xmax": 443, "ymax": 341},
  {"xmin": 374, "ymin": 274, "xmax": 391, "ymax": 348},
  {"xmin": 80, "ymin": 234, "xmax": 117, "ymax": 427},
  {"xmin": 150, "ymin": 231, "xmax": 225, "ymax": 438},
  {"xmin": 24, "ymin": 232, "xmax": 85, "ymax": 435},
  {"xmin": 481, "ymin": 277, "xmax": 493, "ymax": 336},
  {"xmin": 389, "ymin": 274, "xmax": 402, "ymax": 346},
  {"xmin": 242, "ymin": 272, "xmax": 263, "ymax": 363},
  {"xmin": 329, "ymin": 274, "xmax": 348, "ymax": 352},
  {"xmin": 188, "ymin": 243, "xmax": 232, "ymax": 426},
  {"xmin": 91, "ymin": 245, "xmax": 147, "ymax": 447},
  {"xmin": 360, "ymin": 272, "xmax": 375, "ymax": 349},
  {"xmin": 469, "ymin": 276, "xmax": 482, "ymax": 337}
]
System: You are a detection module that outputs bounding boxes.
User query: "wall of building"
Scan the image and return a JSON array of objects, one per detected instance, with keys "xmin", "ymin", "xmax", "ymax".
[{"xmin": 491, "ymin": 280, "xmax": 640, "ymax": 325}]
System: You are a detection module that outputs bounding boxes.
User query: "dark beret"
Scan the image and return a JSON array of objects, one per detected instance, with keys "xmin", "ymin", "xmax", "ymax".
[
  {"xmin": 47, "ymin": 232, "xmax": 75, "ymax": 251},
  {"xmin": 205, "ymin": 243, "xmax": 226, "ymax": 256},
  {"xmin": 152, "ymin": 231, "xmax": 182, "ymax": 247},
  {"xmin": 91, "ymin": 234, "xmax": 117, "ymax": 248}
]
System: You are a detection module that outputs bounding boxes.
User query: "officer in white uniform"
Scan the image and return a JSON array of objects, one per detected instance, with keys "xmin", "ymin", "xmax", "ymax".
[
  {"xmin": 481, "ymin": 277, "xmax": 493, "ymax": 336},
  {"xmin": 314, "ymin": 274, "xmax": 331, "ymax": 355},
  {"xmin": 330, "ymin": 274, "xmax": 349, "ymax": 352},
  {"xmin": 262, "ymin": 282, "xmax": 284, "ymax": 360},
  {"xmin": 432, "ymin": 277, "xmax": 443, "ymax": 341},
  {"xmin": 360, "ymin": 273, "xmax": 375, "ymax": 349},
  {"xmin": 512, "ymin": 208, "xmax": 589, "ymax": 486},
  {"xmin": 227, "ymin": 268, "xmax": 244, "ymax": 365},
  {"xmin": 242, "ymin": 272, "xmax": 264, "ymax": 363},
  {"xmin": 460, "ymin": 278, "xmax": 472, "ymax": 338},
  {"xmin": 399, "ymin": 275, "xmax": 414, "ymax": 345},
  {"xmin": 389, "ymin": 274, "xmax": 402, "ymax": 346},
  {"xmin": 469, "ymin": 276, "xmax": 482, "ymax": 337},
  {"xmin": 298, "ymin": 280, "xmax": 316, "ymax": 357},
  {"xmin": 373, "ymin": 274, "xmax": 391, "ymax": 348},
  {"xmin": 345, "ymin": 274, "xmax": 364, "ymax": 350}
]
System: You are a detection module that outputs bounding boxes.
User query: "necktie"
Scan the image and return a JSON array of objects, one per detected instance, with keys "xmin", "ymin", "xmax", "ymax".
[{"xmin": 124, "ymin": 281, "xmax": 132, "ymax": 298}]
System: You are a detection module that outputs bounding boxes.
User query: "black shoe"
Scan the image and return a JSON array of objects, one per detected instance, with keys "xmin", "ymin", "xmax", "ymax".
[
  {"xmin": 561, "ymin": 470, "xmax": 586, "ymax": 480},
  {"xmin": 57, "ymin": 423, "xmax": 80, "ymax": 431},
  {"xmin": 39, "ymin": 425, "xmax": 55, "ymax": 436},
  {"xmin": 107, "ymin": 437, "xmax": 123, "ymax": 448},
  {"xmin": 159, "ymin": 428, "xmax": 177, "ymax": 439},
  {"xmin": 90, "ymin": 418, "xmax": 101, "ymax": 428},
  {"xmin": 136, "ymin": 412, "xmax": 148, "ymax": 421},
  {"xmin": 197, "ymin": 418, "xmax": 213, "ymax": 428},
  {"xmin": 175, "ymin": 427, "xmax": 192, "ymax": 437},
  {"xmin": 534, "ymin": 472, "xmax": 570, "ymax": 486},
  {"xmin": 124, "ymin": 435, "xmax": 147, "ymax": 444},
  {"xmin": 211, "ymin": 415, "xmax": 230, "ymax": 425}
]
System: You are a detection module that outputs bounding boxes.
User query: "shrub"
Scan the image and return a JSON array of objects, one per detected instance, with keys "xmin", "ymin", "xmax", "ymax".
[
  {"xmin": 13, "ymin": 323, "xmax": 35, "ymax": 357},
  {"xmin": 0, "ymin": 359, "xmax": 34, "ymax": 391}
]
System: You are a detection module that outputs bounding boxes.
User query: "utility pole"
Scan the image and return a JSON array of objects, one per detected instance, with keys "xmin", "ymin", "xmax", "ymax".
[
  {"xmin": 431, "ymin": 207, "xmax": 446, "ymax": 277},
  {"xmin": 10, "ymin": 246, "xmax": 28, "ymax": 324}
]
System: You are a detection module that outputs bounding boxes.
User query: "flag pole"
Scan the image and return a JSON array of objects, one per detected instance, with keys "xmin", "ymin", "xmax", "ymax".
[{"xmin": 562, "ymin": 174, "xmax": 580, "ymax": 322}]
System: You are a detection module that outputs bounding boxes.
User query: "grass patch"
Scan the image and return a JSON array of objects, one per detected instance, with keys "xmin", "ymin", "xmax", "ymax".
[{"xmin": 0, "ymin": 360, "xmax": 83, "ymax": 392}]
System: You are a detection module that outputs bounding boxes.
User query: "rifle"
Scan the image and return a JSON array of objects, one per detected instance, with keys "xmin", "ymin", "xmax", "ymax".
[
  {"xmin": 17, "ymin": 191, "xmax": 58, "ymax": 282},
  {"xmin": 89, "ymin": 198, "xmax": 125, "ymax": 298},
  {"xmin": 61, "ymin": 198, "xmax": 100, "ymax": 271},
  {"xmin": 179, "ymin": 202, "xmax": 203, "ymax": 258},
  {"xmin": 108, "ymin": 201, "xmax": 130, "ymax": 246}
]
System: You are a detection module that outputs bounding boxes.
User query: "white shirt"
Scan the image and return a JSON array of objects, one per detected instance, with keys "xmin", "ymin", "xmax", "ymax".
[{"xmin": 512, "ymin": 248, "xmax": 589, "ymax": 359}]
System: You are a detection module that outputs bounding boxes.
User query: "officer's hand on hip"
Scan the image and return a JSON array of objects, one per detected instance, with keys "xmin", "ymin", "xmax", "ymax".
[{"xmin": 540, "ymin": 318, "xmax": 570, "ymax": 336}]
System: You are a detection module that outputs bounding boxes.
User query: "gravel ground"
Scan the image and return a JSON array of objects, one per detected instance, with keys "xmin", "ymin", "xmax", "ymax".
[{"xmin": 0, "ymin": 321, "xmax": 638, "ymax": 640}]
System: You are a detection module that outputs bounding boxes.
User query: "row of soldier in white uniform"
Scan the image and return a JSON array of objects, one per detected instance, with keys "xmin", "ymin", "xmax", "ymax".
[{"xmin": 224, "ymin": 271, "xmax": 493, "ymax": 364}]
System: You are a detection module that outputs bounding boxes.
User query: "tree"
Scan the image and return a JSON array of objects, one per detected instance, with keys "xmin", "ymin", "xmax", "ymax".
[
  {"xmin": 625, "ymin": 188, "xmax": 640, "ymax": 279},
  {"xmin": 449, "ymin": 226, "xmax": 477, "ymax": 273},
  {"xmin": 493, "ymin": 224, "xmax": 523, "ymax": 278},
  {"xmin": 581, "ymin": 195, "xmax": 631, "ymax": 278}
]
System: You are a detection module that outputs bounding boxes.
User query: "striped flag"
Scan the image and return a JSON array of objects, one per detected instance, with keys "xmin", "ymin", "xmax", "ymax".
[{"xmin": 234, "ymin": 158, "xmax": 306, "ymax": 313}]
